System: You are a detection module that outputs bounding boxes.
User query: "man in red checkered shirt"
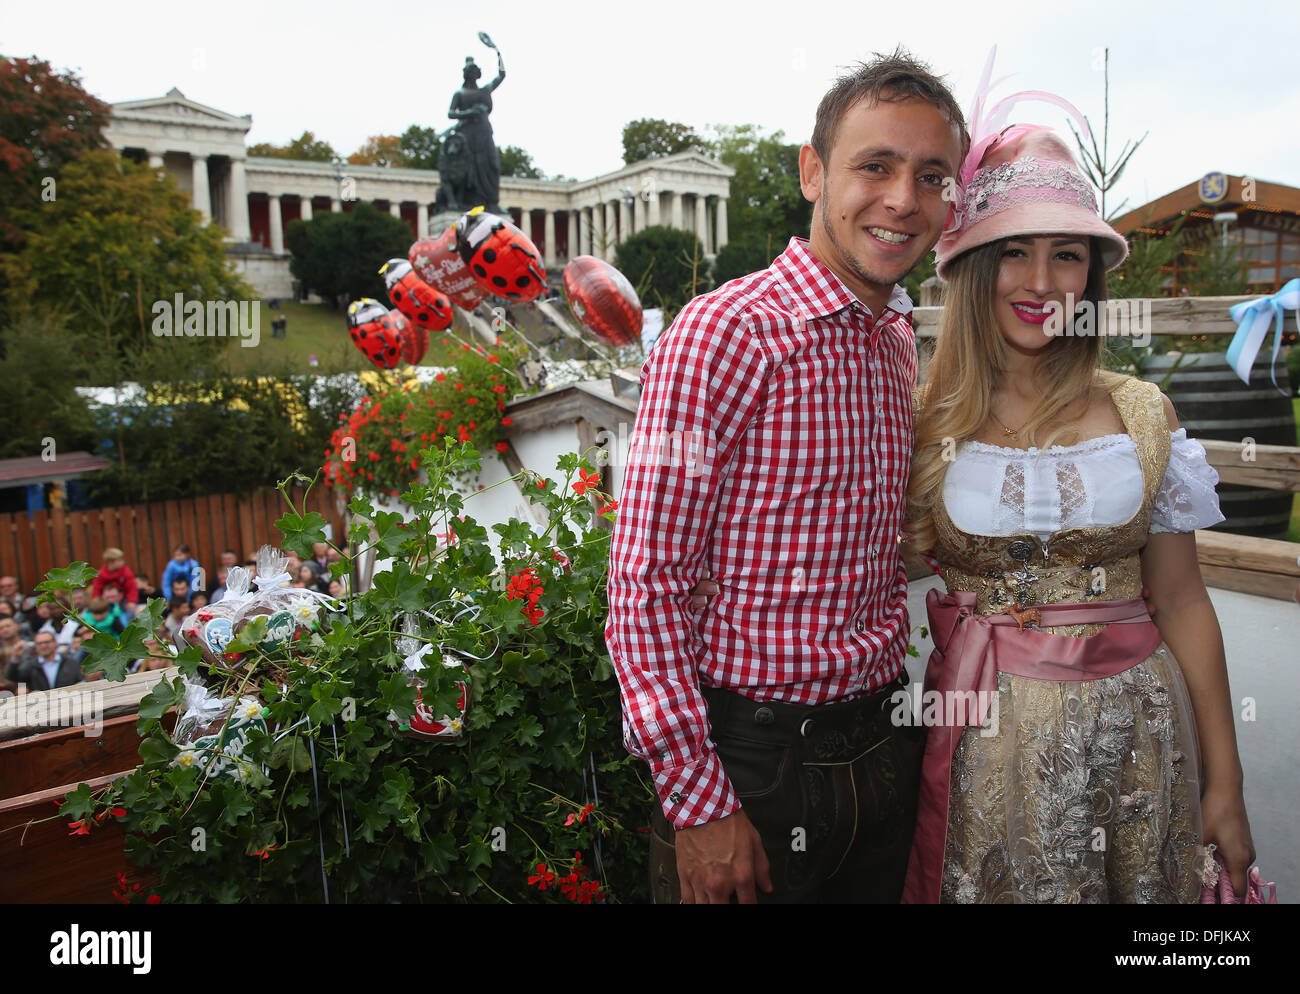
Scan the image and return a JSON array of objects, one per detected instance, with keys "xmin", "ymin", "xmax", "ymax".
[{"xmin": 605, "ymin": 50, "xmax": 967, "ymax": 903}]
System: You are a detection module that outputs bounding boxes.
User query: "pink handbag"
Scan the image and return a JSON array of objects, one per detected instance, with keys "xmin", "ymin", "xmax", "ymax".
[{"xmin": 1198, "ymin": 847, "xmax": 1277, "ymax": 904}]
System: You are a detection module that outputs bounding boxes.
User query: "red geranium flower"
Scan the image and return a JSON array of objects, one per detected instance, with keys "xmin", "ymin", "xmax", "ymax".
[
  {"xmin": 528, "ymin": 863, "xmax": 555, "ymax": 891},
  {"xmin": 572, "ymin": 468, "xmax": 601, "ymax": 495}
]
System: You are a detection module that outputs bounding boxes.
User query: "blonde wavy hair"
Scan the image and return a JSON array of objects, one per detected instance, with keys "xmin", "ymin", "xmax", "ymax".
[{"xmin": 904, "ymin": 237, "xmax": 1125, "ymax": 556}]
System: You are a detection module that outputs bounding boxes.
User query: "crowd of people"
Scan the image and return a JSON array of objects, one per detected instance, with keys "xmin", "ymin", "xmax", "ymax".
[{"xmin": 0, "ymin": 541, "xmax": 346, "ymax": 695}]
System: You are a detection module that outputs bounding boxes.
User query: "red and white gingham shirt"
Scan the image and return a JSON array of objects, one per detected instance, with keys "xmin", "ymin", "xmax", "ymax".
[{"xmin": 605, "ymin": 238, "xmax": 918, "ymax": 829}]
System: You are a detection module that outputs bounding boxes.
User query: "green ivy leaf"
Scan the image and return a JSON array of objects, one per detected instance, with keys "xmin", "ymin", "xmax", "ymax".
[
  {"xmin": 35, "ymin": 563, "xmax": 97, "ymax": 602},
  {"xmin": 137, "ymin": 676, "xmax": 185, "ymax": 721},
  {"xmin": 82, "ymin": 600, "xmax": 167, "ymax": 682},
  {"xmin": 370, "ymin": 562, "xmax": 428, "ymax": 616},
  {"xmin": 275, "ymin": 509, "xmax": 329, "ymax": 557},
  {"xmin": 370, "ymin": 509, "xmax": 411, "ymax": 558},
  {"xmin": 59, "ymin": 782, "xmax": 95, "ymax": 821},
  {"xmin": 515, "ymin": 714, "xmax": 543, "ymax": 747},
  {"xmin": 226, "ymin": 615, "xmax": 268, "ymax": 654},
  {"xmin": 290, "ymin": 736, "xmax": 313, "ymax": 773},
  {"xmin": 139, "ymin": 734, "xmax": 178, "ymax": 767}
]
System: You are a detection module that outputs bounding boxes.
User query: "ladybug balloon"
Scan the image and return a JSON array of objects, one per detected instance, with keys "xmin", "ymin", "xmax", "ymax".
[
  {"xmin": 562, "ymin": 255, "xmax": 643, "ymax": 348},
  {"xmin": 409, "ymin": 228, "xmax": 487, "ymax": 311},
  {"xmin": 454, "ymin": 207, "xmax": 547, "ymax": 302},
  {"xmin": 380, "ymin": 258, "xmax": 454, "ymax": 332},
  {"xmin": 346, "ymin": 297, "xmax": 403, "ymax": 370}
]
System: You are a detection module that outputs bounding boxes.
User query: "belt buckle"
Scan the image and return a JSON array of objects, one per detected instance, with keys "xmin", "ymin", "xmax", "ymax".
[{"xmin": 1000, "ymin": 604, "xmax": 1042, "ymax": 633}]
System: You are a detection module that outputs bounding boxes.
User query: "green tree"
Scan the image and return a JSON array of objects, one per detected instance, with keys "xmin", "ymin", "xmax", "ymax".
[
  {"xmin": 498, "ymin": 144, "xmax": 542, "ymax": 179},
  {"xmin": 0, "ymin": 309, "xmax": 97, "ymax": 461},
  {"xmin": 1109, "ymin": 217, "xmax": 1186, "ymax": 298},
  {"xmin": 706, "ymin": 124, "xmax": 811, "ymax": 283},
  {"xmin": 85, "ymin": 371, "xmax": 362, "ymax": 505},
  {"xmin": 400, "ymin": 125, "xmax": 440, "ymax": 170},
  {"xmin": 622, "ymin": 119, "xmax": 705, "ymax": 164},
  {"xmin": 712, "ymin": 240, "xmax": 773, "ymax": 285},
  {"xmin": 287, "ymin": 202, "xmax": 413, "ymax": 308},
  {"xmin": 614, "ymin": 225, "xmax": 707, "ymax": 315},
  {"xmin": 248, "ymin": 130, "xmax": 338, "ymax": 162},
  {"xmin": 1183, "ymin": 235, "xmax": 1248, "ymax": 297},
  {"xmin": 902, "ymin": 252, "xmax": 937, "ymax": 307},
  {"xmin": 1, "ymin": 149, "xmax": 253, "ymax": 380}
]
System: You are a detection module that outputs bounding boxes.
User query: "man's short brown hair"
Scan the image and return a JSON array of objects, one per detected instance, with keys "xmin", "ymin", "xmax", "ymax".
[{"xmin": 811, "ymin": 46, "xmax": 968, "ymax": 166}]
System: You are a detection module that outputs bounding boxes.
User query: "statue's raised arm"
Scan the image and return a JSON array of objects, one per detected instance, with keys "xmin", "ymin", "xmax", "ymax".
[{"xmin": 483, "ymin": 51, "xmax": 505, "ymax": 94}]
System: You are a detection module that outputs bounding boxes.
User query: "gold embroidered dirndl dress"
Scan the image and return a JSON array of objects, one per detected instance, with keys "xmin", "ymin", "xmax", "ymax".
[{"xmin": 927, "ymin": 377, "xmax": 1204, "ymax": 904}]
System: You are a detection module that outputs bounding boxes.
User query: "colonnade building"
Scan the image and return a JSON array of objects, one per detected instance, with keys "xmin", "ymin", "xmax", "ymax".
[{"xmin": 106, "ymin": 88, "xmax": 734, "ymax": 298}]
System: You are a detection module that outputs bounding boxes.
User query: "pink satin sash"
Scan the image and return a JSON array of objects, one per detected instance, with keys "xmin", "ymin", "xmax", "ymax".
[{"xmin": 900, "ymin": 587, "xmax": 1164, "ymax": 904}]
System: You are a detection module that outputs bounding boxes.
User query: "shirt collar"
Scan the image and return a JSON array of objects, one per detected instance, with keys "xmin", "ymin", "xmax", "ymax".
[{"xmin": 772, "ymin": 237, "xmax": 914, "ymax": 323}]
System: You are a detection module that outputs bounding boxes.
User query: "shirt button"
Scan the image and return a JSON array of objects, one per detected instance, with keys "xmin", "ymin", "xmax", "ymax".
[
  {"xmin": 855, "ymin": 620, "xmax": 867, "ymax": 633},
  {"xmin": 668, "ymin": 791, "xmax": 683, "ymax": 805}
]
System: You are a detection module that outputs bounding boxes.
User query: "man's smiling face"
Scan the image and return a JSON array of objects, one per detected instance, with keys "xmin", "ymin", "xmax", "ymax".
[{"xmin": 801, "ymin": 95, "xmax": 962, "ymax": 303}]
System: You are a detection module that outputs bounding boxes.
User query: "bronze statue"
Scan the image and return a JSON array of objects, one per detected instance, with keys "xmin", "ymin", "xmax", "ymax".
[{"xmin": 435, "ymin": 33, "xmax": 506, "ymax": 215}]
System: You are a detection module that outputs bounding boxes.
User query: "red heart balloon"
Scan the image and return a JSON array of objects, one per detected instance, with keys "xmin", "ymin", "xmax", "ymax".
[
  {"xmin": 408, "ymin": 228, "xmax": 487, "ymax": 311},
  {"xmin": 562, "ymin": 255, "xmax": 643, "ymax": 347}
]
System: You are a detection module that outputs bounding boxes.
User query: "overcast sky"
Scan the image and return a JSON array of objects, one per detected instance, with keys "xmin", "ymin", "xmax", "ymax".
[{"xmin": 6, "ymin": 0, "xmax": 1297, "ymax": 217}]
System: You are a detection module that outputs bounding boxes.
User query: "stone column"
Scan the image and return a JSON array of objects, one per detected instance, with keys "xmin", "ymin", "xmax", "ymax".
[
  {"xmin": 618, "ymin": 199, "xmax": 631, "ymax": 245},
  {"xmin": 191, "ymin": 154, "xmax": 211, "ymax": 221},
  {"xmin": 570, "ymin": 210, "xmax": 580, "ymax": 258},
  {"xmin": 269, "ymin": 194, "xmax": 284, "ymax": 254},
  {"xmin": 330, "ymin": 197, "xmax": 342, "ymax": 212},
  {"xmin": 582, "ymin": 207, "xmax": 593, "ymax": 256},
  {"xmin": 695, "ymin": 196, "xmax": 708, "ymax": 252},
  {"xmin": 543, "ymin": 210, "xmax": 556, "ymax": 267},
  {"xmin": 148, "ymin": 152, "xmax": 164, "ymax": 169},
  {"xmin": 300, "ymin": 196, "xmax": 313, "ymax": 222},
  {"xmin": 670, "ymin": 191, "xmax": 684, "ymax": 230},
  {"xmin": 603, "ymin": 201, "xmax": 617, "ymax": 260},
  {"xmin": 634, "ymin": 193, "xmax": 646, "ymax": 234},
  {"xmin": 227, "ymin": 159, "xmax": 251, "ymax": 241},
  {"xmin": 649, "ymin": 190, "xmax": 661, "ymax": 227},
  {"xmin": 716, "ymin": 196, "xmax": 728, "ymax": 251},
  {"xmin": 417, "ymin": 202, "xmax": 428, "ymax": 237},
  {"xmin": 389, "ymin": 201, "xmax": 402, "ymax": 218}
]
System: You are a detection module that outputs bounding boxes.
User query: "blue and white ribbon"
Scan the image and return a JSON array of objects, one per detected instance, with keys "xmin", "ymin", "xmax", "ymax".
[{"xmin": 1226, "ymin": 278, "xmax": 1300, "ymax": 395}]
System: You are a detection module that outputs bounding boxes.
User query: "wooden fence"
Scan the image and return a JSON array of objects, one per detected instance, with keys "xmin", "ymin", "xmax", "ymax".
[{"xmin": 0, "ymin": 486, "xmax": 347, "ymax": 594}]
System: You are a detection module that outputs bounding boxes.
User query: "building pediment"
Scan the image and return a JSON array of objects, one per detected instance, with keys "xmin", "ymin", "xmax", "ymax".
[
  {"xmin": 112, "ymin": 87, "xmax": 252, "ymax": 133},
  {"xmin": 643, "ymin": 150, "xmax": 735, "ymax": 176}
]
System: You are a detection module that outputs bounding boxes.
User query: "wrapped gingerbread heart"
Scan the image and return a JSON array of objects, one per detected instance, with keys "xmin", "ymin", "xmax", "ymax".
[
  {"xmin": 175, "ymin": 547, "xmax": 339, "ymax": 674},
  {"xmin": 175, "ymin": 564, "xmax": 255, "ymax": 673},
  {"xmin": 387, "ymin": 625, "xmax": 471, "ymax": 741},
  {"xmin": 172, "ymin": 674, "xmax": 268, "ymax": 782}
]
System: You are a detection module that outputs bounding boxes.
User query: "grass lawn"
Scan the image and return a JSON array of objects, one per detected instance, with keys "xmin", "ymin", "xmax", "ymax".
[{"xmin": 224, "ymin": 300, "xmax": 482, "ymax": 377}]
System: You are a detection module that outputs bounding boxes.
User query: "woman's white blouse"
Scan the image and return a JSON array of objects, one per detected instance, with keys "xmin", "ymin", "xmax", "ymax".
[{"xmin": 943, "ymin": 428, "xmax": 1226, "ymax": 540}]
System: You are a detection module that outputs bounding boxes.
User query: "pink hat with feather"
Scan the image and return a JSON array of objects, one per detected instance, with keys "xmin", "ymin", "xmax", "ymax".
[{"xmin": 934, "ymin": 50, "xmax": 1129, "ymax": 280}]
